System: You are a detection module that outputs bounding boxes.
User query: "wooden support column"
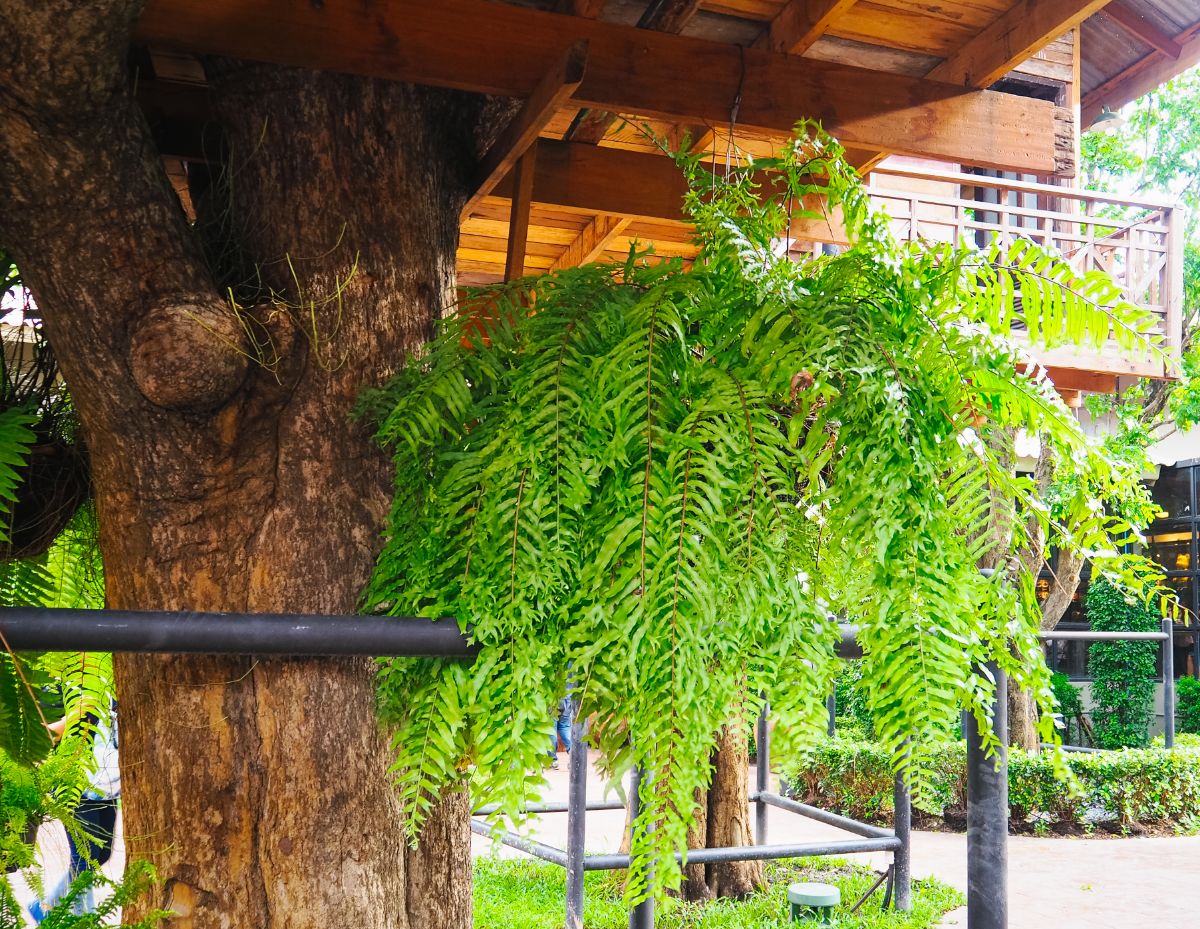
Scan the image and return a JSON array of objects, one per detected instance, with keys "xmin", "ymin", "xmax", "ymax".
[{"xmin": 505, "ymin": 146, "xmax": 537, "ymax": 281}]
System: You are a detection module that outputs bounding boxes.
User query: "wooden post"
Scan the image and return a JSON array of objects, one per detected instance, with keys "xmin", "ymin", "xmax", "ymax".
[{"xmin": 505, "ymin": 145, "xmax": 537, "ymax": 282}]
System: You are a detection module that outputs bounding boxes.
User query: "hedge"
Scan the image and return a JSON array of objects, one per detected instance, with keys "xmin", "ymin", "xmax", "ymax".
[{"xmin": 781, "ymin": 737, "xmax": 1200, "ymax": 833}]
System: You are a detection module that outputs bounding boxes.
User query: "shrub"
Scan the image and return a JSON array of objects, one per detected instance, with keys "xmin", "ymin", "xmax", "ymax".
[
  {"xmin": 1086, "ymin": 578, "xmax": 1160, "ymax": 749},
  {"xmin": 1177, "ymin": 676, "xmax": 1200, "ymax": 735},
  {"xmin": 1050, "ymin": 672, "xmax": 1085, "ymax": 745},
  {"xmin": 781, "ymin": 738, "xmax": 1200, "ymax": 831},
  {"xmin": 834, "ymin": 663, "xmax": 874, "ymax": 739}
]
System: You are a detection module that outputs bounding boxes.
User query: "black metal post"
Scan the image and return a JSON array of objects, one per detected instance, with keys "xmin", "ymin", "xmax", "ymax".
[
  {"xmin": 756, "ymin": 702, "xmax": 770, "ymax": 845},
  {"xmin": 1163, "ymin": 617, "xmax": 1176, "ymax": 749},
  {"xmin": 893, "ymin": 769, "xmax": 911, "ymax": 911},
  {"xmin": 827, "ymin": 692, "xmax": 837, "ymax": 738},
  {"xmin": 967, "ymin": 663, "xmax": 1007, "ymax": 929},
  {"xmin": 629, "ymin": 764, "xmax": 654, "ymax": 929},
  {"xmin": 566, "ymin": 717, "xmax": 588, "ymax": 929}
]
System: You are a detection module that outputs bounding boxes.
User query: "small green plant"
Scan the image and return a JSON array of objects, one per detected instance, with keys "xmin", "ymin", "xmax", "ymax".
[
  {"xmin": 1177, "ymin": 676, "xmax": 1200, "ymax": 734},
  {"xmin": 1086, "ymin": 578, "xmax": 1160, "ymax": 749},
  {"xmin": 1049, "ymin": 672, "xmax": 1085, "ymax": 745}
]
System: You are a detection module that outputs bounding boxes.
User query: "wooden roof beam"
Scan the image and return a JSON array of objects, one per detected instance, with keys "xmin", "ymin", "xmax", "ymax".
[
  {"xmin": 565, "ymin": 0, "xmax": 703, "ymax": 144},
  {"xmin": 761, "ymin": 0, "xmax": 861, "ymax": 56},
  {"xmin": 464, "ymin": 40, "xmax": 588, "ymax": 219},
  {"xmin": 1082, "ymin": 23, "xmax": 1200, "ymax": 124},
  {"xmin": 491, "ymin": 140, "xmax": 850, "ymax": 242},
  {"xmin": 926, "ymin": 0, "xmax": 1116, "ymax": 89},
  {"xmin": 135, "ymin": 0, "xmax": 1074, "ymax": 174},
  {"xmin": 1102, "ymin": 1, "xmax": 1182, "ymax": 59}
]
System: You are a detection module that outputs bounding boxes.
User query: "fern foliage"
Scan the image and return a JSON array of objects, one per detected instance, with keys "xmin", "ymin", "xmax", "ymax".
[
  {"xmin": 364, "ymin": 125, "xmax": 1172, "ymax": 898},
  {"xmin": 0, "ymin": 505, "xmax": 108, "ymax": 765}
]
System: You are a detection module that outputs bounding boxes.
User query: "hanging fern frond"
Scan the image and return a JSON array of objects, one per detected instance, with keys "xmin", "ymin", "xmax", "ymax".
[{"xmin": 364, "ymin": 123, "xmax": 1171, "ymax": 900}]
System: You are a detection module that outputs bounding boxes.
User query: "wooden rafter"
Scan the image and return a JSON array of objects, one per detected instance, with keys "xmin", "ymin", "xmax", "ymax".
[
  {"xmin": 135, "ymin": 0, "xmax": 1073, "ymax": 173},
  {"xmin": 761, "ymin": 0, "xmax": 860, "ymax": 55},
  {"xmin": 565, "ymin": 0, "xmax": 703, "ymax": 144},
  {"xmin": 925, "ymin": 0, "xmax": 1116, "ymax": 88},
  {"xmin": 549, "ymin": 214, "xmax": 632, "ymax": 270},
  {"xmin": 464, "ymin": 40, "xmax": 588, "ymax": 220},
  {"xmin": 1081, "ymin": 22, "xmax": 1200, "ymax": 123},
  {"xmin": 1102, "ymin": 1, "xmax": 1182, "ymax": 59}
]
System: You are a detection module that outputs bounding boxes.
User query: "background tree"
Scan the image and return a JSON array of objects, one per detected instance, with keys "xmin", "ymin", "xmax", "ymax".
[
  {"xmin": 0, "ymin": 2, "xmax": 516, "ymax": 926},
  {"xmin": 1004, "ymin": 68, "xmax": 1200, "ymax": 750}
]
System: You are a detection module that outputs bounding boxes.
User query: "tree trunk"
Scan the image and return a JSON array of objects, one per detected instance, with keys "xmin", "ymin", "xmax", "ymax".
[
  {"xmin": 0, "ymin": 5, "xmax": 501, "ymax": 927},
  {"xmin": 680, "ymin": 724, "xmax": 764, "ymax": 902}
]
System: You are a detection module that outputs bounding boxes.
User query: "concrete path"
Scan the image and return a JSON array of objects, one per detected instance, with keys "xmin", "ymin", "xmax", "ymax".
[{"xmin": 473, "ymin": 749, "xmax": 1200, "ymax": 929}]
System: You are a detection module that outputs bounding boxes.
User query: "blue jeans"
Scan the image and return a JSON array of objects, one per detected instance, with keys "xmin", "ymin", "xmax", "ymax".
[
  {"xmin": 31, "ymin": 797, "xmax": 118, "ymax": 922},
  {"xmin": 549, "ymin": 714, "xmax": 572, "ymax": 756}
]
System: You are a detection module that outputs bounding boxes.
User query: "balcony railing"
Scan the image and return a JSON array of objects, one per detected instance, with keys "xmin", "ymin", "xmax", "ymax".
[{"xmin": 863, "ymin": 166, "xmax": 1184, "ymax": 379}]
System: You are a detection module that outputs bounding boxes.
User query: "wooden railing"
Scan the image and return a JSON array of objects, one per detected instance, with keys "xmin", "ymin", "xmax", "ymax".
[{"xmin": 863, "ymin": 166, "xmax": 1184, "ymax": 378}]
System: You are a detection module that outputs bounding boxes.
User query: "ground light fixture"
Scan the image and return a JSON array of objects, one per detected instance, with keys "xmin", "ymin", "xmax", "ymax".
[{"xmin": 788, "ymin": 882, "xmax": 841, "ymax": 922}]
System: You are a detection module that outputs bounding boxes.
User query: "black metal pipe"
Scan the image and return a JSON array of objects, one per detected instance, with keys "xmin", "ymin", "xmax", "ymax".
[
  {"xmin": 967, "ymin": 663, "xmax": 1008, "ymax": 929},
  {"xmin": 0, "ymin": 607, "xmax": 476, "ymax": 657},
  {"xmin": 1041, "ymin": 743, "xmax": 1105, "ymax": 754},
  {"xmin": 1163, "ymin": 618, "xmax": 1176, "ymax": 749},
  {"xmin": 583, "ymin": 836, "xmax": 902, "ymax": 871},
  {"xmin": 5, "ymin": 609, "xmax": 881, "ymax": 659},
  {"xmin": 1037, "ymin": 630, "xmax": 1167, "ymax": 641},
  {"xmin": 472, "ymin": 799, "xmax": 627, "ymax": 816},
  {"xmin": 827, "ymin": 692, "xmax": 837, "ymax": 737},
  {"xmin": 756, "ymin": 791, "xmax": 893, "ymax": 839},
  {"xmin": 469, "ymin": 820, "xmax": 569, "ymax": 867},
  {"xmin": 628, "ymin": 764, "xmax": 654, "ymax": 929},
  {"xmin": 755, "ymin": 701, "xmax": 769, "ymax": 845},
  {"xmin": 566, "ymin": 718, "xmax": 588, "ymax": 929},
  {"xmin": 893, "ymin": 771, "xmax": 911, "ymax": 911}
]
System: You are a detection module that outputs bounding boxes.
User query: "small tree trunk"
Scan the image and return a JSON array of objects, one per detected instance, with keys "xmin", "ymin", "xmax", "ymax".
[
  {"xmin": 702, "ymin": 724, "xmax": 764, "ymax": 899},
  {"xmin": 679, "ymin": 724, "xmax": 764, "ymax": 902}
]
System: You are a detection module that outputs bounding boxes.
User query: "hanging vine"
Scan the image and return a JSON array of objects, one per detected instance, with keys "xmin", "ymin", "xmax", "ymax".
[{"xmin": 363, "ymin": 125, "xmax": 1173, "ymax": 900}]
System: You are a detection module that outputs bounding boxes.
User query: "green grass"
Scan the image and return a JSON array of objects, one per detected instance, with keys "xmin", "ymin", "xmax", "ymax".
[{"xmin": 474, "ymin": 855, "xmax": 963, "ymax": 929}]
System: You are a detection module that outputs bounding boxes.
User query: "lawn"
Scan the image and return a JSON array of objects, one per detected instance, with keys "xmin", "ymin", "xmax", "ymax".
[{"xmin": 474, "ymin": 855, "xmax": 963, "ymax": 928}]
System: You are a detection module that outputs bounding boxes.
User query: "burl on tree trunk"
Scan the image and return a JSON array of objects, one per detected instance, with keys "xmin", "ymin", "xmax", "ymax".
[{"xmin": 0, "ymin": 3, "xmax": 506, "ymax": 926}]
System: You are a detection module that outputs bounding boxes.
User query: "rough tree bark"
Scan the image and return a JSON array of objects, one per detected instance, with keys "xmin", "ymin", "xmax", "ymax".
[
  {"xmin": 0, "ymin": 3, "xmax": 505, "ymax": 927},
  {"xmin": 681, "ymin": 724, "xmax": 764, "ymax": 902}
]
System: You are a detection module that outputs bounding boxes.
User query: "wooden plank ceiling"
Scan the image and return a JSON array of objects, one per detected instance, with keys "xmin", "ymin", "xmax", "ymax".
[{"xmin": 136, "ymin": 0, "xmax": 1110, "ymax": 288}]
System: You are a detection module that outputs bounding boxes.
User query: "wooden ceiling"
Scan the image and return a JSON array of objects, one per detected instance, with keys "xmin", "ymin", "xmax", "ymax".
[{"xmin": 135, "ymin": 0, "xmax": 1195, "ymax": 294}]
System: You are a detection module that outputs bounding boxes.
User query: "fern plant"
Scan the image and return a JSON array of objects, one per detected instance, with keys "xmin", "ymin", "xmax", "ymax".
[{"xmin": 363, "ymin": 125, "xmax": 1174, "ymax": 899}]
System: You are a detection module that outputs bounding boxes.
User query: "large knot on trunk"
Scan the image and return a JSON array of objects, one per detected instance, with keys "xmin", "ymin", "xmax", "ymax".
[{"xmin": 129, "ymin": 297, "xmax": 249, "ymax": 412}]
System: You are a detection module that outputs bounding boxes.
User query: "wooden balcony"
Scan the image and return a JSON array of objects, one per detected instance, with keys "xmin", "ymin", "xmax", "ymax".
[{"xmin": 863, "ymin": 165, "xmax": 1185, "ymax": 384}]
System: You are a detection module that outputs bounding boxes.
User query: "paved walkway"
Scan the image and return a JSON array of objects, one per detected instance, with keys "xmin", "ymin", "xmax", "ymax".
[{"xmin": 472, "ymin": 749, "xmax": 1200, "ymax": 929}]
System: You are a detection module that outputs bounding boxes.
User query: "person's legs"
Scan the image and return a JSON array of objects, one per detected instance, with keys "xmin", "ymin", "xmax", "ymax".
[
  {"xmin": 60, "ymin": 798, "xmax": 118, "ymax": 915},
  {"xmin": 556, "ymin": 714, "xmax": 572, "ymax": 754}
]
